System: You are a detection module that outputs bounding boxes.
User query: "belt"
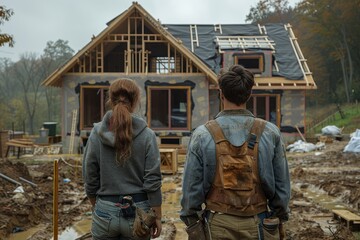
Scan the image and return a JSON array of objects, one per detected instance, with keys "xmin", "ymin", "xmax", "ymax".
[{"xmin": 99, "ymin": 193, "xmax": 148, "ymax": 203}]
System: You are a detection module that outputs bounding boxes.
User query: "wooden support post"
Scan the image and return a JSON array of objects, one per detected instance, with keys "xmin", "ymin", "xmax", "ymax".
[
  {"xmin": 295, "ymin": 125, "xmax": 306, "ymax": 142},
  {"xmin": 53, "ymin": 159, "xmax": 59, "ymax": 240},
  {"xmin": 69, "ymin": 109, "xmax": 78, "ymax": 154}
]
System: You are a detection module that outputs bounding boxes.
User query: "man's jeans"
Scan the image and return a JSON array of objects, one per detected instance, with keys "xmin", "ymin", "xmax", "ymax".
[{"xmin": 91, "ymin": 197, "xmax": 150, "ymax": 240}]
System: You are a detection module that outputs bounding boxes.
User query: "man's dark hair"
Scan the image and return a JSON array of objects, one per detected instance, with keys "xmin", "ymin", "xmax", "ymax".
[{"xmin": 218, "ymin": 65, "xmax": 254, "ymax": 105}]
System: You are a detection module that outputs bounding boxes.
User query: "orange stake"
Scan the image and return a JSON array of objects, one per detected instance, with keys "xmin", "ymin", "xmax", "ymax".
[{"xmin": 53, "ymin": 159, "xmax": 59, "ymax": 240}]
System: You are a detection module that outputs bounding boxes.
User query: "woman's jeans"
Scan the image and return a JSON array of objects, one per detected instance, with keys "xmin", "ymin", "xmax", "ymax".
[{"xmin": 91, "ymin": 197, "xmax": 151, "ymax": 240}]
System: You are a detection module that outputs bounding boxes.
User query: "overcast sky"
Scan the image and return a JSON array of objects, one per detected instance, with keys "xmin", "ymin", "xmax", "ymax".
[{"xmin": 1, "ymin": 0, "xmax": 299, "ymax": 62}]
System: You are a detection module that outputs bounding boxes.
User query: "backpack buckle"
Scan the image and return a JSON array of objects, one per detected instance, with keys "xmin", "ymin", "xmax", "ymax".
[{"xmin": 248, "ymin": 133, "xmax": 257, "ymax": 149}]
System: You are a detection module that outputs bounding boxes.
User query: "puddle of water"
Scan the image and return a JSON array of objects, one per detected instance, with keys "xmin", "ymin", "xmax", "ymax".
[
  {"xmin": 55, "ymin": 218, "xmax": 92, "ymax": 240},
  {"xmin": 292, "ymin": 182, "xmax": 350, "ymax": 234},
  {"xmin": 293, "ymin": 183, "xmax": 347, "ymax": 210},
  {"xmin": 7, "ymin": 225, "xmax": 45, "ymax": 240},
  {"xmin": 310, "ymin": 215, "xmax": 339, "ymax": 235},
  {"xmin": 6, "ymin": 217, "xmax": 91, "ymax": 240},
  {"xmin": 161, "ymin": 179, "xmax": 188, "ymax": 240}
]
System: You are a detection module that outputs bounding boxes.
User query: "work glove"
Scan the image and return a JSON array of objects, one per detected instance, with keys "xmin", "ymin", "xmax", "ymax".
[{"xmin": 133, "ymin": 207, "xmax": 157, "ymax": 238}]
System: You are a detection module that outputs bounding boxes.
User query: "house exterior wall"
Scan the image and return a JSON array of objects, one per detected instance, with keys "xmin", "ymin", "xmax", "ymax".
[
  {"xmin": 61, "ymin": 73, "xmax": 209, "ymax": 153},
  {"xmin": 280, "ymin": 90, "xmax": 306, "ymax": 144}
]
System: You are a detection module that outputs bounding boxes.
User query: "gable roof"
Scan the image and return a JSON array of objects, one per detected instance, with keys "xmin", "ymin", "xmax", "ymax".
[
  {"xmin": 42, "ymin": 2, "xmax": 218, "ymax": 87},
  {"xmin": 42, "ymin": 2, "xmax": 316, "ymax": 90}
]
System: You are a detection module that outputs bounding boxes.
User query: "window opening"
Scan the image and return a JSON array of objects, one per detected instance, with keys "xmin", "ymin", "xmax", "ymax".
[
  {"xmin": 160, "ymin": 137, "xmax": 181, "ymax": 145},
  {"xmin": 149, "ymin": 87, "xmax": 190, "ymax": 130},
  {"xmin": 235, "ymin": 54, "xmax": 264, "ymax": 74},
  {"xmin": 247, "ymin": 94, "xmax": 279, "ymax": 126},
  {"xmin": 156, "ymin": 57, "xmax": 175, "ymax": 73},
  {"xmin": 81, "ymin": 86, "xmax": 109, "ymax": 129}
]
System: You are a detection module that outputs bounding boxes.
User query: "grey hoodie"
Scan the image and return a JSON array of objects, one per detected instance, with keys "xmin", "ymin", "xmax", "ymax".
[{"xmin": 83, "ymin": 111, "xmax": 162, "ymax": 206}]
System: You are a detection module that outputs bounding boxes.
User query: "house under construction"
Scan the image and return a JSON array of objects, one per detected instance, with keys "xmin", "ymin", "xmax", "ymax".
[{"xmin": 42, "ymin": 2, "xmax": 316, "ymax": 152}]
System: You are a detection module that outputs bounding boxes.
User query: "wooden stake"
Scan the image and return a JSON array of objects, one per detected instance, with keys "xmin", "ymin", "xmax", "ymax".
[
  {"xmin": 53, "ymin": 159, "xmax": 59, "ymax": 240},
  {"xmin": 295, "ymin": 125, "xmax": 306, "ymax": 142}
]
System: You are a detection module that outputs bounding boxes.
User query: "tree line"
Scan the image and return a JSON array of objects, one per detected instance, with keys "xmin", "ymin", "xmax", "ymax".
[
  {"xmin": 1, "ymin": 0, "xmax": 360, "ymax": 134},
  {"xmin": 0, "ymin": 40, "xmax": 74, "ymax": 134},
  {"xmin": 246, "ymin": 0, "xmax": 360, "ymax": 105}
]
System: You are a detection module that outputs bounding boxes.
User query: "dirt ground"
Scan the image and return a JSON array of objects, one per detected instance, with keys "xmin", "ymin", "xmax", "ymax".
[{"xmin": 0, "ymin": 139, "xmax": 359, "ymax": 240}]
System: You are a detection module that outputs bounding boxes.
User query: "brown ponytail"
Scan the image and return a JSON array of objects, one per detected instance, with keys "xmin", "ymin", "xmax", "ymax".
[{"xmin": 108, "ymin": 79, "xmax": 140, "ymax": 165}]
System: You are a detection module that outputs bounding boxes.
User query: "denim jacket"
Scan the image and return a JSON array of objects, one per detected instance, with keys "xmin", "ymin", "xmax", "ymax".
[{"xmin": 180, "ymin": 109, "xmax": 290, "ymax": 224}]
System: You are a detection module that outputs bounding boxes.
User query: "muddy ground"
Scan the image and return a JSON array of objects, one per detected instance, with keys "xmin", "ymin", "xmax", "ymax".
[{"xmin": 0, "ymin": 140, "xmax": 359, "ymax": 240}]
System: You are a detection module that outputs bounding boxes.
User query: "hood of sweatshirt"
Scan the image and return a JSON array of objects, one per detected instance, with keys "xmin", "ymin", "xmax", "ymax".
[{"xmin": 93, "ymin": 111, "xmax": 147, "ymax": 147}]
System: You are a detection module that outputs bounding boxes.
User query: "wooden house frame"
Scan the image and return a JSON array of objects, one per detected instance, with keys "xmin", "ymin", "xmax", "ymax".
[{"xmin": 42, "ymin": 2, "xmax": 316, "ymax": 152}]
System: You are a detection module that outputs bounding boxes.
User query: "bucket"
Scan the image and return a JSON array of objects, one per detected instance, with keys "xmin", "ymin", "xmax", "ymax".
[
  {"xmin": 43, "ymin": 122, "xmax": 57, "ymax": 137},
  {"xmin": 39, "ymin": 128, "xmax": 49, "ymax": 138}
]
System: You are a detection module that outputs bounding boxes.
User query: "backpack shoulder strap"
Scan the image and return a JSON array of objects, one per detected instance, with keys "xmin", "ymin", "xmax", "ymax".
[
  {"xmin": 248, "ymin": 118, "xmax": 266, "ymax": 149},
  {"xmin": 204, "ymin": 120, "xmax": 227, "ymax": 143},
  {"xmin": 247, "ymin": 118, "xmax": 266, "ymax": 163}
]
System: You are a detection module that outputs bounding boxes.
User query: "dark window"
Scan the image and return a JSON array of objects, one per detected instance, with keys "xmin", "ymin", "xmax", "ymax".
[
  {"xmin": 148, "ymin": 87, "xmax": 190, "ymax": 130},
  {"xmin": 235, "ymin": 54, "xmax": 264, "ymax": 74},
  {"xmin": 160, "ymin": 137, "xmax": 181, "ymax": 145},
  {"xmin": 81, "ymin": 86, "xmax": 108, "ymax": 129},
  {"xmin": 247, "ymin": 94, "xmax": 279, "ymax": 126}
]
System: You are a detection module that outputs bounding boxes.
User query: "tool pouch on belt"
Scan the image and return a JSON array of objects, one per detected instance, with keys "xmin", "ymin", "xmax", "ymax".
[
  {"xmin": 185, "ymin": 217, "xmax": 211, "ymax": 240},
  {"xmin": 133, "ymin": 207, "xmax": 157, "ymax": 238},
  {"xmin": 262, "ymin": 217, "xmax": 280, "ymax": 240}
]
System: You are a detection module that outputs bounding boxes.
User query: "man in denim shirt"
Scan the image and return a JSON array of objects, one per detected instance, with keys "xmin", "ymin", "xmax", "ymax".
[{"xmin": 180, "ymin": 65, "xmax": 290, "ymax": 239}]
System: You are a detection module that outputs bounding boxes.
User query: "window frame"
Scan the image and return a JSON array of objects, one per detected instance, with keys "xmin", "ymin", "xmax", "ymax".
[
  {"xmin": 147, "ymin": 85, "xmax": 192, "ymax": 130},
  {"xmin": 234, "ymin": 53, "xmax": 264, "ymax": 74},
  {"xmin": 80, "ymin": 85, "xmax": 109, "ymax": 130},
  {"xmin": 247, "ymin": 94, "xmax": 281, "ymax": 127}
]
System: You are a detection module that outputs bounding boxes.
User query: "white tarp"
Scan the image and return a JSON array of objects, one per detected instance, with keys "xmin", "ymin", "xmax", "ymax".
[
  {"xmin": 286, "ymin": 140, "xmax": 325, "ymax": 153},
  {"xmin": 321, "ymin": 125, "xmax": 342, "ymax": 136},
  {"xmin": 343, "ymin": 129, "xmax": 360, "ymax": 153}
]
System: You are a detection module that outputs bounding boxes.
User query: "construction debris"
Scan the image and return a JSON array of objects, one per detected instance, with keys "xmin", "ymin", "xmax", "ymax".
[{"xmin": 1, "ymin": 140, "xmax": 359, "ymax": 239}]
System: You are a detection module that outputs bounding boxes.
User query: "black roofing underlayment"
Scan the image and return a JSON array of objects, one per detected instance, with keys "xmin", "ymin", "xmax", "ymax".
[{"xmin": 164, "ymin": 23, "xmax": 303, "ymax": 80}]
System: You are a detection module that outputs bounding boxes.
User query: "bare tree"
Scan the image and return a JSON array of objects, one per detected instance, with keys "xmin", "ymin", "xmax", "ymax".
[
  {"xmin": 13, "ymin": 53, "xmax": 43, "ymax": 134},
  {"xmin": 40, "ymin": 39, "xmax": 74, "ymax": 121}
]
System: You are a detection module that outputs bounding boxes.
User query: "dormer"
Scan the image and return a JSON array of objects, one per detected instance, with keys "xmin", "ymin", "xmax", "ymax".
[{"xmin": 216, "ymin": 35, "xmax": 275, "ymax": 77}]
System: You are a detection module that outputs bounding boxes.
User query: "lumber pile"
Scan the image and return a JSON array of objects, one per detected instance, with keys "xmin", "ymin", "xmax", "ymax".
[{"xmin": 6, "ymin": 139, "xmax": 35, "ymax": 158}]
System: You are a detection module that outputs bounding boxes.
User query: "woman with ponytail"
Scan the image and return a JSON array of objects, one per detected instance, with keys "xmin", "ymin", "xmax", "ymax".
[{"xmin": 83, "ymin": 78, "xmax": 162, "ymax": 239}]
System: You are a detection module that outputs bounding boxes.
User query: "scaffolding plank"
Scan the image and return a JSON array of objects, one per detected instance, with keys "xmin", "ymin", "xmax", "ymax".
[{"xmin": 332, "ymin": 209, "xmax": 360, "ymax": 229}]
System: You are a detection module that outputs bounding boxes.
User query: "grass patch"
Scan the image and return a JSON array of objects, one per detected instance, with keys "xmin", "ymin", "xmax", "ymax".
[{"xmin": 307, "ymin": 103, "xmax": 360, "ymax": 135}]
